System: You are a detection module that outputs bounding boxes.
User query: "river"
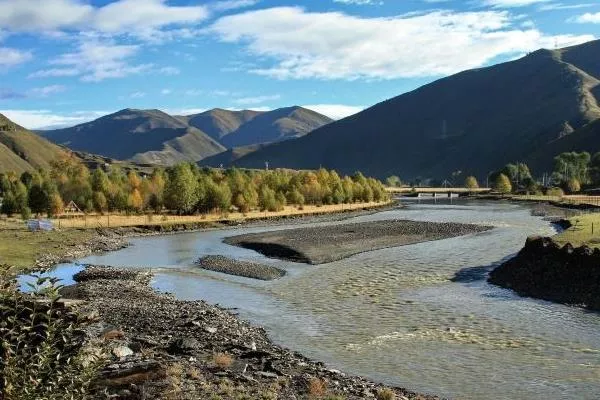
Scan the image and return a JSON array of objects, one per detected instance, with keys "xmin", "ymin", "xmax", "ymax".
[{"xmin": 35, "ymin": 201, "xmax": 600, "ymax": 399}]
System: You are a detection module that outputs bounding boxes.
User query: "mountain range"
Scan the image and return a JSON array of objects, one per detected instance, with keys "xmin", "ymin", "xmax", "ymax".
[
  {"xmin": 40, "ymin": 106, "xmax": 332, "ymax": 166},
  {"xmin": 3, "ymin": 39, "xmax": 600, "ymax": 181},
  {"xmin": 229, "ymin": 39, "xmax": 600, "ymax": 180}
]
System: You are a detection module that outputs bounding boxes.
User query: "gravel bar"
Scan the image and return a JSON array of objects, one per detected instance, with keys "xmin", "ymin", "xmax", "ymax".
[
  {"xmin": 196, "ymin": 255, "xmax": 286, "ymax": 281},
  {"xmin": 225, "ymin": 219, "xmax": 491, "ymax": 264}
]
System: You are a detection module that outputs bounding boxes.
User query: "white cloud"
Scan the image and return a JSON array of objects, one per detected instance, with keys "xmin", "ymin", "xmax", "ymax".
[
  {"xmin": 481, "ymin": 0, "xmax": 552, "ymax": 7},
  {"xmin": 166, "ymin": 108, "xmax": 208, "ymax": 116},
  {"xmin": 234, "ymin": 94, "xmax": 281, "ymax": 105},
  {"xmin": 0, "ymin": 0, "xmax": 93, "ymax": 31},
  {"xmin": 161, "ymin": 89, "xmax": 172, "ymax": 95},
  {"xmin": 0, "ymin": 0, "xmax": 209, "ymax": 41},
  {"xmin": 0, "ymin": 109, "xmax": 108, "ymax": 130},
  {"xmin": 209, "ymin": 7, "xmax": 594, "ymax": 80},
  {"xmin": 129, "ymin": 91, "xmax": 146, "ymax": 99},
  {"xmin": 31, "ymin": 41, "xmax": 151, "ymax": 82},
  {"xmin": 303, "ymin": 104, "xmax": 365, "ymax": 120},
  {"xmin": 210, "ymin": 0, "xmax": 260, "ymax": 12},
  {"xmin": 29, "ymin": 85, "xmax": 66, "ymax": 97},
  {"xmin": 539, "ymin": 3, "xmax": 597, "ymax": 11},
  {"xmin": 158, "ymin": 66, "xmax": 180, "ymax": 75},
  {"xmin": 184, "ymin": 89, "xmax": 203, "ymax": 96},
  {"xmin": 573, "ymin": 12, "xmax": 600, "ymax": 23},
  {"xmin": 333, "ymin": 0, "xmax": 381, "ymax": 5},
  {"xmin": 28, "ymin": 68, "xmax": 80, "ymax": 78},
  {"xmin": 0, "ymin": 47, "xmax": 32, "ymax": 67}
]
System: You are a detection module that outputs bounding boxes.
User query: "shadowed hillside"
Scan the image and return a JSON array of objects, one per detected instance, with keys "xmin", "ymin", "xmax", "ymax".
[
  {"xmin": 199, "ymin": 144, "xmax": 268, "ymax": 167},
  {"xmin": 218, "ymin": 106, "xmax": 333, "ymax": 148},
  {"xmin": 231, "ymin": 40, "xmax": 600, "ymax": 180},
  {"xmin": 41, "ymin": 109, "xmax": 225, "ymax": 165},
  {"xmin": 0, "ymin": 114, "xmax": 69, "ymax": 174},
  {"xmin": 42, "ymin": 107, "xmax": 332, "ymax": 165}
]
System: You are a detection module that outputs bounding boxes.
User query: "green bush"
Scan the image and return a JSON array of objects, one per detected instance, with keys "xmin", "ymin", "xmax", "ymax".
[{"xmin": 0, "ymin": 266, "xmax": 101, "ymax": 399}]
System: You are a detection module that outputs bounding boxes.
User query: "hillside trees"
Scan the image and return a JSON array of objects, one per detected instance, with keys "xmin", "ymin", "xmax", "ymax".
[{"xmin": 0, "ymin": 158, "xmax": 389, "ymax": 217}]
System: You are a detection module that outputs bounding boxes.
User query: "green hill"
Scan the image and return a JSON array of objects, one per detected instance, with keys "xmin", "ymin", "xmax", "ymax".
[
  {"xmin": 0, "ymin": 114, "xmax": 69, "ymax": 174},
  {"xmin": 231, "ymin": 40, "xmax": 600, "ymax": 180}
]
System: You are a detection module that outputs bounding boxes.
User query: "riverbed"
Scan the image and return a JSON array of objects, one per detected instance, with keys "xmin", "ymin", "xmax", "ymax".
[{"xmin": 38, "ymin": 200, "xmax": 600, "ymax": 399}]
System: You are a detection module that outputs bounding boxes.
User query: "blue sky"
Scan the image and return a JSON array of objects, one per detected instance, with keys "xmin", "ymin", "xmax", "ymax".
[{"xmin": 0, "ymin": 0, "xmax": 598, "ymax": 129}]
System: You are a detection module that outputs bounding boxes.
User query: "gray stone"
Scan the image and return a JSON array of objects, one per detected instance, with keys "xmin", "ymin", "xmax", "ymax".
[{"xmin": 112, "ymin": 346, "xmax": 134, "ymax": 358}]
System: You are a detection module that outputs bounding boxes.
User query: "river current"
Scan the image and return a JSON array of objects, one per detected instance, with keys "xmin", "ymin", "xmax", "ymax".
[{"xmin": 40, "ymin": 201, "xmax": 600, "ymax": 399}]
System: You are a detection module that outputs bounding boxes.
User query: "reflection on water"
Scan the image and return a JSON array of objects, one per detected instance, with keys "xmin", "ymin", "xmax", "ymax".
[{"xmin": 42, "ymin": 201, "xmax": 600, "ymax": 399}]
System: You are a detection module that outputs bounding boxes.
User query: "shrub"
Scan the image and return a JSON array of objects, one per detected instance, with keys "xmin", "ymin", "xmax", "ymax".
[
  {"xmin": 546, "ymin": 187, "xmax": 564, "ymax": 197},
  {"xmin": 20, "ymin": 206, "xmax": 32, "ymax": 221},
  {"xmin": 308, "ymin": 377, "xmax": 326, "ymax": 397},
  {"xmin": 376, "ymin": 388, "xmax": 396, "ymax": 400},
  {"xmin": 0, "ymin": 267, "xmax": 101, "ymax": 399},
  {"xmin": 213, "ymin": 353, "xmax": 233, "ymax": 369}
]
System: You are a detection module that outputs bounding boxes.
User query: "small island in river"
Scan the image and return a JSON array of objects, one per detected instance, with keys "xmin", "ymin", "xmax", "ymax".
[{"xmin": 225, "ymin": 219, "xmax": 492, "ymax": 264}]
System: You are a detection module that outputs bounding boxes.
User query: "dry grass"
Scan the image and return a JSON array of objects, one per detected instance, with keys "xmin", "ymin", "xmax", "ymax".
[
  {"xmin": 212, "ymin": 353, "xmax": 233, "ymax": 369},
  {"xmin": 164, "ymin": 363, "xmax": 185, "ymax": 400},
  {"xmin": 376, "ymin": 388, "xmax": 396, "ymax": 400},
  {"xmin": 49, "ymin": 202, "xmax": 389, "ymax": 229},
  {"xmin": 307, "ymin": 377, "xmax": 327, "ymax": 397},
  {"xmin": 554, "ymin": 212, "xmax": 600, "ymax": 249},
  {"xmin": 0, "ymin": 224, "xmax": 95, "ymax": 269}
]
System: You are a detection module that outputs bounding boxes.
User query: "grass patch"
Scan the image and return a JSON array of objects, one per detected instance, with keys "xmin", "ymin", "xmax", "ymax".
[
  {"xmin": 0, "ymin": 225, "xmax": 95, "ymax": 270},
  {"xmin": 554, "ymin": 213, "xmax": 600, "ymax": 248}
]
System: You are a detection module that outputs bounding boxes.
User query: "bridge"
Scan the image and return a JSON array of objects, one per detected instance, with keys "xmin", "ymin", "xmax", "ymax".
[{"xmin": 386, "ymin": 187, "xmax": 492, "ymax": 194}]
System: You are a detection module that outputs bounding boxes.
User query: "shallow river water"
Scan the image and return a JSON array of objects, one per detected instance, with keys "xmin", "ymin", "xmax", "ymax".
[{"xmin": 42, "ymin": 201, "xmax": 600, "ymax": 399}]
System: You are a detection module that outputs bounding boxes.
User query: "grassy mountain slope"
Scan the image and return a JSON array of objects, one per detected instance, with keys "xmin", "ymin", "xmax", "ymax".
[
  {"xmin": 199, "ymin": 144, "xmax": 268, "ymax": 167},
  {"xmin": 231, "ymin": 40, "xmax": 600, "ymax": 180},
  {"xmin": 219, "ymin": 106, "xmax": 333, "ymax": 148},
  {"xmin": 42, "ymin": 109, "xmax": 225, "ymax": 165},
  {"xmin": 0, "ymin": 114, "xmax": 69, "ymax": 174},
  {"xmin": 184, "ymin": 109, "xmax": 263, "ymax": 141}
]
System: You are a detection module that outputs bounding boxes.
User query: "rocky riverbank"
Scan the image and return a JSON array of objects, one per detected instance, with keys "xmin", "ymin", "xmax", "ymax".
[
  {"xmin": 196, "ymin": 255, "xmax": 286, "ymax": 281},
  {"xmin": 28, "ymin": 204, "xmax": 397, "ymax": 274},
  {"xmin": 63, "ymin": 266, "xmax": 439, "ymax": 400},
  {"xmin": 488, "ymin": 236, "xmax": 600, "ymax": 311},
  {"xmin": 226, "ymin": 219, "xmax": 491, "ymax": 264}
]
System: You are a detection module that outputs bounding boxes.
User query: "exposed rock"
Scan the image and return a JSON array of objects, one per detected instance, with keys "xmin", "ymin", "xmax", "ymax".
[
  {"xmin": 112, "ymin": 346, "xmax": 134, "ymax": 358},
  {"xmin": 70, "ymin": 266, "xmax": 439, "ymax": 399},
  {"xmin": 196, "ymin": 255, "xmax": 286, "ymax": 280},
  {"xmin": 489, "ymin": 236, "xmax": 600, "ymax": 310},
  {"xmin": 168, "ymin": 337, "xmax": 202, "ymax": 355}
]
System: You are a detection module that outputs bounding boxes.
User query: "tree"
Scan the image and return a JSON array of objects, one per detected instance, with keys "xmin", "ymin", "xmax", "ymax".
[
  {"xmin": 385, "ymin": 176, "xmax": 401, "ymax": 187},
  {"xmin": 127, "ymin": 188, "xmax": 144, "ymax": 211},
  {"xmin": 164, "ymin": 164, "xmax": 197, "ymax": 214},
  {"xmin": 93, "ymin": 191, "xmax": 108, "ymax": 213},
  {"xmin": 565, "ymin": 178, "xmax": 581, "ymax": 194},
  {"xmin": 28, "ymin": 184, "xmax": 49, "ymax": 214},
  {"xmin": 91, "ymin": 169, "xmax": 110, "ymax": 193},
  {"xmin": 493, "ymin": 173, "xmax": 512, "ymax": 194},
  {"xmin": 464, "ymin": 176, "xmax": 479, "ymax": 190},
  {"xmin": 259, "ymin": 186, "xmax": 280, "ymax": 212},
  {"xmin": 553, "ymin": 152, "xmax": 591, "ymax": 184},
  {"xmin": 48, "ymin": 193, "xmax": 64, "ymax": 217}
]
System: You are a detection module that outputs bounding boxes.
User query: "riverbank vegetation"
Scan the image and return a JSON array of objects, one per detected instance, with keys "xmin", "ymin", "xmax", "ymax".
[
  {"xmin": 485, "ymin": 152, "xmax": 600, "ymax": 195},
  {"xmin": 554, "ymin": 213, "xmax": 600, "ymax": 249},
  {"xmin": 0, "ymin": 155, "xmax": 389, "ymax": 219}
]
